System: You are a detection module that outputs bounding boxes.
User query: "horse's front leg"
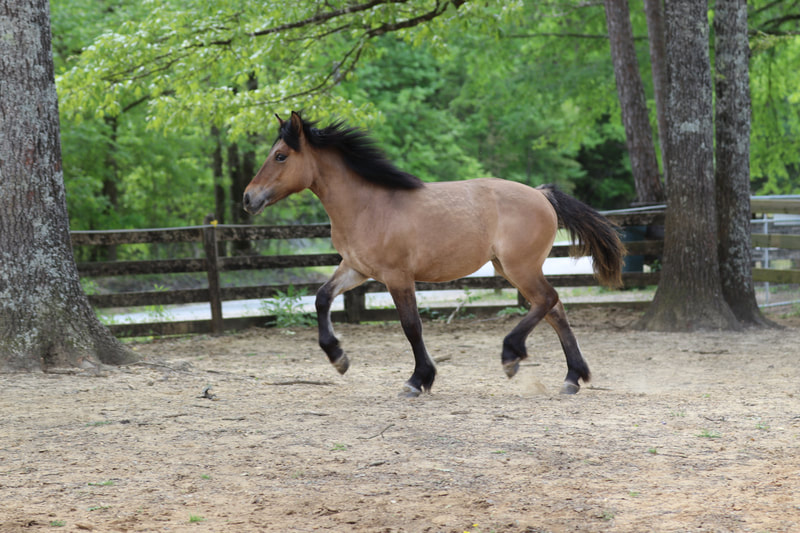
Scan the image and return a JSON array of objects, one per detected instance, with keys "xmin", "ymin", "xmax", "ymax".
[
  {"xmin": 388, "ymin": 284, "xmax": 436, "ymax": 397},
  {"xmin": 315, "ymin": 262, "xmax": 368, "ymax": 374}
]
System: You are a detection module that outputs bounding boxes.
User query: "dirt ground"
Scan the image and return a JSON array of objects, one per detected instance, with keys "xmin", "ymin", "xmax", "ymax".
[{"xmin": 2, "ymin": 307, "xmax": 799, "ymax": 532}]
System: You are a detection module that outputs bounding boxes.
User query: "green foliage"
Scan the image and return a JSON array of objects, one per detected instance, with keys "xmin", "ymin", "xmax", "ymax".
[
  {"xmin": 260, "ymin": 286, "xmax": 315, "ymax": 328},
  {"xmin": 749, "ymin": 37, "xmax": 800, "ymax": 194},
  {"xmin": 341, "ymin": 37, "xmax": 485, "ymax": 182},
  {"xmin": 50, "ymin": 0, "xmax": 800, "ymax": 249},
  {"xmin": 145, "ymin": 285, "xmax": 174, "ymax": 322},
  {"xmin": 748, "ymin": 1, "xmax": 800, "ymax": 194},
  {"xmin": 496, "ymin": 306, "xmax": 528, "ymax": 318}
]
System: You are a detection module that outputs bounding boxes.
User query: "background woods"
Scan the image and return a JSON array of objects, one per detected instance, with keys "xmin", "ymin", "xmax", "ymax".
[{"xmin": 53, "ymin": 0, "xmax": 800, "ymax": 240}]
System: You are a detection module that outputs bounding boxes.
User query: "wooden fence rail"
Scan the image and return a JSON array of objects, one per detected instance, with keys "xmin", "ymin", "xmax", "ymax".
[{"xmin": 71, "ymin": 198, "xmax": 799, "ymax": 337}]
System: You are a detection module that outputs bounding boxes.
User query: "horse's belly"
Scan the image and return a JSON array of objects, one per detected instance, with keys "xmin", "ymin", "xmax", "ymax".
[{"xmin": 412, "ymin": 242, "xmax": 493, "ymax": 283}]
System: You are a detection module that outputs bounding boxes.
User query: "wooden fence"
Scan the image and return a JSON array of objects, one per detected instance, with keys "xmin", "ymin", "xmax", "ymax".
[{"xmin": 71, "ymin": 198, "xmax": 799, "ymax": 337}]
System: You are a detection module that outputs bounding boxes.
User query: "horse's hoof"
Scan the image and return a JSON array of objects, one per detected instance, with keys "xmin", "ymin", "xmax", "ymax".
[
  {"xmin": 331, "ymin": 354, "xmax": 349, "ymax": 375},
  {"xmin": 559, "ymin": 381, "xmax": 580, "ymax": 395},
  {"xmin": 503, "ymin": 359, "xmax": 521, "ymax": 378},
  {"xmin": 400, "ymin": 382, "xmax": 421, "ymax": 398}
]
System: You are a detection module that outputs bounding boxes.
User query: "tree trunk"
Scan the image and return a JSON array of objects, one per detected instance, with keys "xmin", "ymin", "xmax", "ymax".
[
  {"xmin": 227, "ymin": 140, "xmax": 254, "ymax": 255},
  {"xmin": 211, "ymin": 125, "xmax": 227, "ymax": 257},
  {"xmin": 642, "ymin": 0, "xmax": 669, "ymax": 186},
  {"xmin": 0, "ymin": 0, "xmax": 138, "ymax": 371},
  {"xmin": 637, "ymin": 0, "xmax": 739, "ymax": 331},
  {"xmin": 603, "ymin": 0, "xmax": 664, "ymax": 205},
  {"xmin": 230, "ymin": 75, "xmax": 258, "ymax": 255},
  {"xmin": 714, "ymin": 0, "xmax": 773, "ymax": 326},
  {"xmin": 100, "ymin": 115, "xmax": 119, "ymax": 261}
]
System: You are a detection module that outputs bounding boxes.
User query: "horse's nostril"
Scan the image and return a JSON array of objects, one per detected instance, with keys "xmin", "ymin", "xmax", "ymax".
[{"xmin": 243, "ymin": 192, "xmax": 251, "ymax": 207}]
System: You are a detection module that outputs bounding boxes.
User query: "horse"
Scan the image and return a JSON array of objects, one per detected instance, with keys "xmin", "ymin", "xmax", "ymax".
[{"xmin": 244, "ymin": 111, "xmax": 626, "ymax": 397}]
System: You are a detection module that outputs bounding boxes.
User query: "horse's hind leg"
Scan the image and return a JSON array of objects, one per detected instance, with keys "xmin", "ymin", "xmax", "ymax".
[
  {"xmin": 500, "ymin": 279, "xmax": 558, "ymax": 379},
  {"xmin": 544, "ymin": 301, "xmax": 591, "ymax": 394},
  {"xmin": 315, "ymin": 263, "xmax": 368, "ymax": 374}
]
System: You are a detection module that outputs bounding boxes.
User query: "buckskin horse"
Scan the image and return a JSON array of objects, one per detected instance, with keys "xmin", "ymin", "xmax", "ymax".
[{"xmin": 243, "ymin": 112, "xmax": 625, "ymax": 397}]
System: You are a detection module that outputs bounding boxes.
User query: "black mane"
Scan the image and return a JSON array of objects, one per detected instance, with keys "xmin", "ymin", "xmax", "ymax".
[{"xmin": 279, "ymin": 116, "xmax": 424, "ymax": 190}]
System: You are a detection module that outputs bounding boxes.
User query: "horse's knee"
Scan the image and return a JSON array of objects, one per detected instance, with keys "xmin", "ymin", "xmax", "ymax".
[
  {"xmin": 537, "ymin": 285, "xmax": 559, "ymax": 313},
  {"xmin": 315, "ymin": 288, "xmax": 333, "ymax": 313}
]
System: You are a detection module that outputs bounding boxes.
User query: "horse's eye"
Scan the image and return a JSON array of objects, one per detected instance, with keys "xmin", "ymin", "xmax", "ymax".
[{"xmin": 275, "ymin": 153, "xmax": 287, "ymax": 162}]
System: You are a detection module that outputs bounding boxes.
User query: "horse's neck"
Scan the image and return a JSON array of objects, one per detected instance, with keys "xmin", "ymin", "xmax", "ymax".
[{"xmin": 310, "ymin": 163, "xmax": 384, "ymax": 231}]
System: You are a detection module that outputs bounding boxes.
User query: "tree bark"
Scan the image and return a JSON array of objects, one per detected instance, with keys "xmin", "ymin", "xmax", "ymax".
[
  {"xmin": 714, "ymin": 0, "xmax": 773, "ymax": 326},
  {"xmin": 603, "ymin": 0, "xmax": 664, "ymax": 205},
  {"xmin": 642, "ymin": 0, "xmax": 669, "ymax": 185},
  {"xmin": 637, "ymin": 0, "xmax": 739, "ymax": 331},
  {"xmin": 99, "ymin": 115, "xmax": 119, "ymax": 261},
  {"xmin": 228, "ymin": 75, "xmax": 257, "ymax": 255},
  {"xmin": 0, "ymin": 0, "xmax": 138, "ymax": 371},
  {"xmin": 211, "ymin": 125, "xmax": 227, "ymax": 256}
]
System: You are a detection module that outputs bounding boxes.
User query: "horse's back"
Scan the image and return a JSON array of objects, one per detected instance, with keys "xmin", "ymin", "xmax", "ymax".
[{"xmin": 398, "ymin": 178, "xmax": 557, "ymax": 281}]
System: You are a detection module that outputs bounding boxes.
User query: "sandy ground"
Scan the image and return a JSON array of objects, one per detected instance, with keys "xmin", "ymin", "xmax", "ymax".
[{"xmin": 1, "ymin": 307, "xmax": 799, "ymax": 532}]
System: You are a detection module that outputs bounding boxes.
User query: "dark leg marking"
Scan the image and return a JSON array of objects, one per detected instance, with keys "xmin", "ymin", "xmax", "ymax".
[
  {"xmin": 315, "ymin": 264, "xmax": 366, "ymax": 374},
  {"xmin": 544, "ymin": 301, "xmax": 591, "ymax": 394},
  {"xmin": 389, "ymin": 286, "xmax": 436, "ymax": 397},
  {"xmin": 501, "ymin": 284, "xmax": 558, "ymax": 379}
]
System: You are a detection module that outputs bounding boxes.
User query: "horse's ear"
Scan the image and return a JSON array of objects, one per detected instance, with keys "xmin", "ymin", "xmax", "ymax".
[
  {"xmin": 289, "ymin": 111, "xmax": 304, "ymax": 139},
  {"xmin": 275, "ymin": 113, "xmax": 285, "ymax": 126}
]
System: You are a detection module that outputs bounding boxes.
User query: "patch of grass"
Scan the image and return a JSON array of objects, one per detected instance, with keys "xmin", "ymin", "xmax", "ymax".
[
  {"xmin": 188, "ymin": 515, "xmax": 205, "ymax": 523},
  {"xmin": 697, "ymin": 429, "xmax": 722, "ymax": 439},
  {"xmin": 200, "ymin": 474, "xmax": 212, "ymax": 480},
  {"xmin": 444, "ymin": 288, "xmax": 480, "ymax": 322},
  {"xmin": 88, "ymin": 505, "xmax": 110, "ymax": 511},
  {"xmin": 88, "ymin": 480, "xmax": 114, "ymax": 486},
  {"xmin": 778, "ymin": 302, "xmax": 800, "ymax": 318},
  {"xmin": 144, "ymin": 284, "xmax": 174, "ymax": 322},
  {"xmin": 496, "ymin": 306, "xmax": 528, "ymax": 318},
  {"xmin": 49, "ymin": 520, "xmax": 66, "ymax": 527},
  {"xmin": 330, "ymin": 443, "xmax": 348, "ymax": 451},
  {"xmin": 647, "ymin": 447, "xmax": 659, "ymax": 455},
  {"xmin": 260, "ymin": 286, "xmax": 315, "ymax": 328}
]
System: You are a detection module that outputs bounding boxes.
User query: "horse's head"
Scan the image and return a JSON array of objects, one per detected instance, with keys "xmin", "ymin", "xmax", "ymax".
[{"xmin": 243, "ymin": 111, "xmax": 315, "ymax": 215}]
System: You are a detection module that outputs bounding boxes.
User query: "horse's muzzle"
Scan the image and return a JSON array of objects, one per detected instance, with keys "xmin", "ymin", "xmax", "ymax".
[{"xmin": 243, "ymin": 189, "xmax": 269, "ymax": 215}]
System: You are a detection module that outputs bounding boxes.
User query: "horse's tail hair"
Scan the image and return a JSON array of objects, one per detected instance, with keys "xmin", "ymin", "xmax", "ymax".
[{"xmin": 537, "ymin": 184, "xmax": 627, "ymax": 289}]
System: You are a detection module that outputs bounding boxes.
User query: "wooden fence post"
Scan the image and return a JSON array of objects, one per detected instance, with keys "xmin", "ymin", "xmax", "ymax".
[
  {"xmin": 202, "ymin": 214, "xmax": 224, "ymax": 334},
  {"xmin": 344, "ymin": 287, "xmax": 366, "ymax": 324}
]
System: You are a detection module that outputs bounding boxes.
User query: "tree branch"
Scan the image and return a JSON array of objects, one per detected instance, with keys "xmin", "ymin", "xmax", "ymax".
[
  {"xmin": 365, "ymin": 0, "xmax": 465, "ymax": 37},
  {"xmin": 250, "ymin": 0, "xmax": 410, "ymax": 38}
]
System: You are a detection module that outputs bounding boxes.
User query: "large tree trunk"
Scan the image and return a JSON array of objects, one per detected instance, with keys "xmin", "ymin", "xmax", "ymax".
[
  {"xmin": 603, "ymin": 0, "xmax": 664, "ymax": 205},
  {"xmin": 642, "ymin": 0, "xmax": 669, "ymax": 185},
  {"xmin": 714, "ymin": 0, "xmax": 773, "ymax": 327},
  {"xmin": 0, "ymin": 0, "xmax": 138, "ymax": 371},
  {"xmin": 637, "ymin": 0, "xmax": 738, "ymax": 331}
]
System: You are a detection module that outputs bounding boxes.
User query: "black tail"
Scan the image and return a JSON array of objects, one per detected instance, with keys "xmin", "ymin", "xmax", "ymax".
[{"xmin": 537, "ymin": 185, "xmax": 626, "ymax": 288}]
